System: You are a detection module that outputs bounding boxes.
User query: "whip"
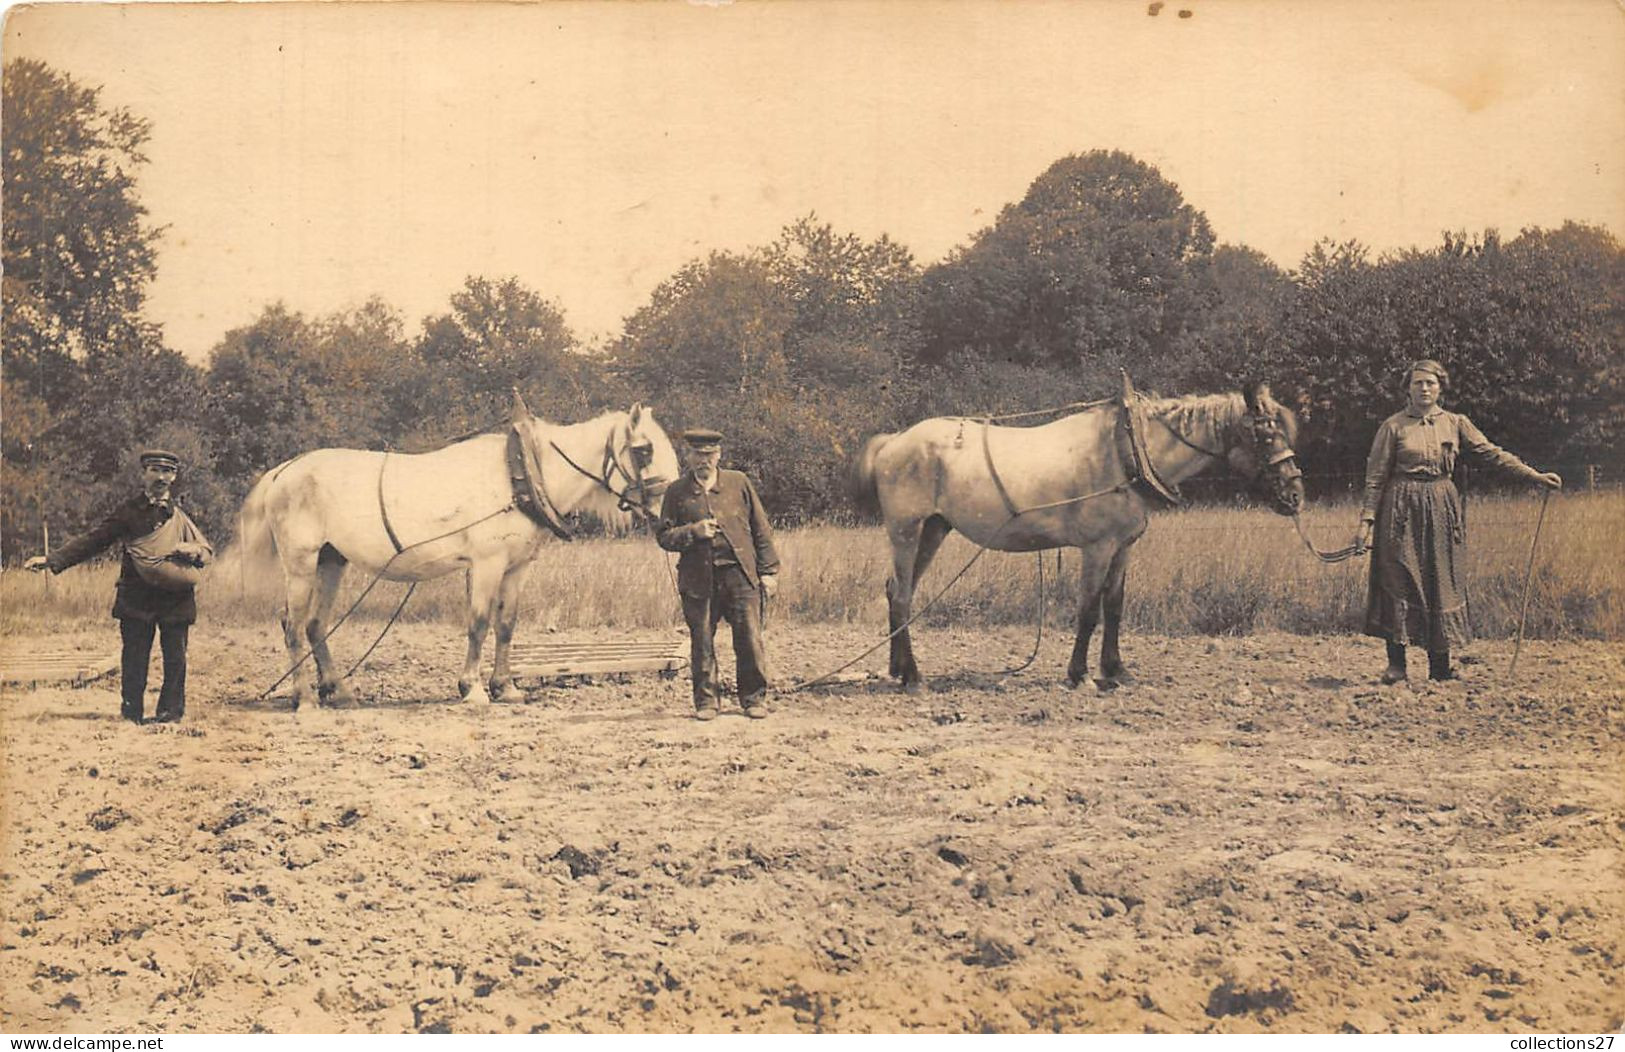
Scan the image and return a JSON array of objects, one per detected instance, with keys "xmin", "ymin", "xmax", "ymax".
[{"xmin": 1508, "ymin": 487, "xmax": 1553, "ymax": 676}]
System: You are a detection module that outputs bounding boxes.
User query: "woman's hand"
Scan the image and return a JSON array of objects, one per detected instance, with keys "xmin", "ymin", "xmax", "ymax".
[
  {"xmin": 1536, "ymin": 472, "xmax": 1562, "ymax": 490},
  {"xmin": 1352, "ymin": 521, "xmax": 1373, "ymax": 554}
]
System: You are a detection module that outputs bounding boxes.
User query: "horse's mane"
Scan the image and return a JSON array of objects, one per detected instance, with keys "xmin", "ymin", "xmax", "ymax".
[
  {"xmin": 1142, "ymin": 388, "xmax": 1299, "ymax": 446},
  {"xmin": 1142, "ymin": 392, "xmax": 1248, "ymax": 437}
]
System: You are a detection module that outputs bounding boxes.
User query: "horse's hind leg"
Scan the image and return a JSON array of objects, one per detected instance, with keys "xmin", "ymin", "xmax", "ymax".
[
  {"xmin": 458, "ymin": 560, "xmax": 503, "ymax": 704},
  {"xmin": 310, "ymin": 545, "xmax": 357, "ymax": 707},
  {"xmin": 279, "ymin": 558, "xmax": 317, "ymax": 711},
  {"xmin": 1065, "ymin": 542, "xmax": 1116, "ymax": 689},
  {"xmin": 487, "ymin": 564, "xmax": 528, "ymax": 704},
  {"xmin": 1097, "ymin": 545, "xmax": 1133, "ymax": 683},
  {"xmin": 887, "ymin": 515, "xmax": 950, "ymax": 691}
]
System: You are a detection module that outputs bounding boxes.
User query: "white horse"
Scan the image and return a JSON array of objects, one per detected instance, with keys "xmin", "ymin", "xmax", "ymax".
[{"xmin": 236, "ymin": 401, "xmax": 680, "ymax": 708}]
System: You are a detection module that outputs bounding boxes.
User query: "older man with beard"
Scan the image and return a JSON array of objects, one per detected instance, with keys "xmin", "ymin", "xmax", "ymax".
[{"xmin": 656, "ymin": 429, "xmax": 780, "ymax": 721}]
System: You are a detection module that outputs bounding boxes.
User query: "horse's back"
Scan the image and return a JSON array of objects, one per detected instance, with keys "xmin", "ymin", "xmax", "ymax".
[
  {"xmin": 878, "ymin": 411, "xmax": 1118, "ymax": 488},
  {"xmin": 871, "ymin": 409, "xmax": 1133, "ymax": 544}
]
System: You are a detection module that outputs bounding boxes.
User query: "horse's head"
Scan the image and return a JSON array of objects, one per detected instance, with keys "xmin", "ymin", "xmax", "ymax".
[
  {"xmin": 613, "ymin": 403, "xmax": 680, "ymax": 520},
  {"xmin": 1227, "ymin": 384, "xmax": 1305, "ymax": 517}
]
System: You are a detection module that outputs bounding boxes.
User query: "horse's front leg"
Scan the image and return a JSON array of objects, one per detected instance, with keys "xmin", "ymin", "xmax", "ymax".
[
  {"xmin": 1097, "ymin": 544, "xmax": 1133, "ymax": 684},
  {"xmin": 487, "ymin": 564, "xmax": 529, "ymax": 704},
  {"xmin": 1066, "ymin": 543, "xmax": 1115, "ymax": 689},
  {"xmin": 458, "ymin": 561, "xmax": 503, "ymax": 703}
]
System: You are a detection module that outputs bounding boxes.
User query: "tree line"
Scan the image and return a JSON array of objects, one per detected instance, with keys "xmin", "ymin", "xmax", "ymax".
[{"xmin": 4, "ymin": 58, "xmax": 1621, "ymax": 557}]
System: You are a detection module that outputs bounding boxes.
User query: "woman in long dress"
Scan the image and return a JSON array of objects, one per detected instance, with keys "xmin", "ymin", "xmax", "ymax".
[{"xmin": 1354, "ymin": 360, "xmax": 1561, "ymax": 684}]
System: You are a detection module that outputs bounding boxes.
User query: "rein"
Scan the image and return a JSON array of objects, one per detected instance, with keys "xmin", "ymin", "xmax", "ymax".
[
  {"xmin": 1155, "ymin": 418, "xmax": 1226, "ymax": 460},
  {"xmin": 548, "ymin": 429, "xmax": 652, "ymax": 520},
  {"xmin": 1290, "ymin": 514, "xmax": 1365, "ymax": 563},
  {"xmin": 255, "ymin": 500, "xmax": 518, "ymax": 701},
  {"xmin": 789, "ymin": 479, "xmax": 1131, "ymax": 693}
]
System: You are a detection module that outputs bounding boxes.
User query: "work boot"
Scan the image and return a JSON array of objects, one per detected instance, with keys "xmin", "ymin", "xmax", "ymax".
[
  {"xmin": 694, "ymin": 704, "xmax": 719, "ymax": 722},
  {"xmin": 742, "ymin": 697, "xmax": 770, "ymax": 720},
  {"xmin": 1428, "ymin": 650, "xmax": 1457, "ymax": 681}
]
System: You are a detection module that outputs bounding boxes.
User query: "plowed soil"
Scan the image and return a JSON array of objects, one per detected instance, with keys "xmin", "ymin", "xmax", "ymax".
[{"xmin": 2, "ymin": 623, "xmax": 1621, "ymax": 1033}]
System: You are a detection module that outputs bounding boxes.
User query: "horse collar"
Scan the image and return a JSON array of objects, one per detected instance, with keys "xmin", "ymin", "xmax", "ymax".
[
  {"xmin": 507, "ymin": 426, "xmax": 574, "ymax": 541},
  {"xmin": 1117, "ymin": 378, "xmax": 1183, "ymax": 506}
]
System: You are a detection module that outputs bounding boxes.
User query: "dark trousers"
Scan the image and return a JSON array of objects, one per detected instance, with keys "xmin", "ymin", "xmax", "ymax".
[
  {"xmin": 119, "ymin": 618, "xmax": 188, "ymax": 721},
  {"xmin": 682, "ymin": 565, "xmax": 769, "ymax": 710}
]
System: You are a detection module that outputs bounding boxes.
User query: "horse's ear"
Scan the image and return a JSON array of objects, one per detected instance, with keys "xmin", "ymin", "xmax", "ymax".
[
  {"xmin": 1243, "ymin": 383, "xmax": 1269, "ymax": 414},
  {"xmin": 511, "ymin": 387, "xmax": 532, "ymax": 424},
  {"xmin": 629, "ymin": 402, "xmax": 645, "ymax": 426}
]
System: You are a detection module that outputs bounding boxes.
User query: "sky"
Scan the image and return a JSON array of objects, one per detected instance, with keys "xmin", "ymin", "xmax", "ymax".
[{"xmin": 5, "ymin": 0, "xmax": 1622, "ymax": 361}]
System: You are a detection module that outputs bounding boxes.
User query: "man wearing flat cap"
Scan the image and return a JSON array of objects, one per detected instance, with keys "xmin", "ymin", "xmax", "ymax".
[
  {"xmin": 26, "ymin": 449, "xmax": 212, "ymax": 724},
  {"xmin": 657, "ymin": 429, "xmax": 781, "ymax": 720}
]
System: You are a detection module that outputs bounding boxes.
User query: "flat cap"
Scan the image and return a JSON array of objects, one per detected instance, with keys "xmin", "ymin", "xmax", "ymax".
[
  {"xmin": 682, "ymin": 428, "xmax": 723, "ymax": 449},
  {"xmin": 139, "ymin": 449, "xmax": 181, "ymax": 470}
]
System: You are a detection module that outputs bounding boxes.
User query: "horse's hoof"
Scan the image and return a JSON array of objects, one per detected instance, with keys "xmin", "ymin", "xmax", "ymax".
[
  {"xmin": 491, "ymin": 682, "xmax": 527, "ymax": 704},
  {"xmin": 461, "ymin": 683, "xmax": 491, "ymax": 705},
  {"xmin": 901, "ymin": 679, "xmax": 923, "ymax": 696},
  {"xmin": 318, "ymin": 683, "xmax": 358, "ymax": 708},
  {"xmin": 1065, "ymin": 674, "xmax": 1085, "ymax": 690},
  {"xmin": 1093, "ymin": 677, "xmax": 1121, "ymax": 693}
]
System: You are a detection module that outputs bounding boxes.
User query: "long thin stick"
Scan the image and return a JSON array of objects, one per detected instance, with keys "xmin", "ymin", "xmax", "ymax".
[{"xmin": 1508, "ymin": 487, "xmax": 1552, "ymax": 676}]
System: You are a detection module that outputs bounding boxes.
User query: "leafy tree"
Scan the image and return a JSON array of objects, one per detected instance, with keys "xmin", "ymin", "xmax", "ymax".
[
  {"xmin": 1174, "ymin": 244, "xmax": 1297, "ymax": 392},
  {"xmin": 1, "ymin": 60, "xmax": 198, "ymax": 558},
  {"xmin": 404, "ymin": 276, "xmax": 591, "ymax": 442},
  {"xmin": 763, "ymin": 214, "xmax": 921, "ymax": 374},
  {"xmin": 1480, "ymin": 224, "xmax": 1624, "ymax": 465},
  {"xmin": 616, "ymin": 252, "xmax": 792, "ymax": 396},
  {"xmin": 2, "ymin": 59, "xmax": 162, "ymax": 370},
  {"xmin": 918, "ymin": 150, "xmax": 1217, "ymax": 376},
  {"xmin": 306, "ymin": 297, "xmax": 411, "ymax": 450},
  {"xmin": 202, "ymin": 304, "xmax": 326, "ymax": 490}
]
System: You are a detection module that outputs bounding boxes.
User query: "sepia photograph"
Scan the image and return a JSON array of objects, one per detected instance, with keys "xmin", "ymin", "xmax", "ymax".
[{"xmin": 1, "ymin": 0, "xmax": 1621, "ymax": 1036}]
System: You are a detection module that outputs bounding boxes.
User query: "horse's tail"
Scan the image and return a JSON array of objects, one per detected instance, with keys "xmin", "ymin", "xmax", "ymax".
[
  {"xmin": 229, "ymin": 466, "xmax": 285, "ymax": 596},
  {"xmin": 847, "ymin": 432, "xmax": 895, "ymax": 520}
]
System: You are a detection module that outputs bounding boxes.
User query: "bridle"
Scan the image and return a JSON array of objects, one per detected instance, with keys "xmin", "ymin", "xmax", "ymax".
[
  {"xmin": 1157, "ymin": 405, "xmax": 1303, "ymax": 509},
  {"xmin": 549, "ymin": 412, "xmax": 671, "ymax": 521}
]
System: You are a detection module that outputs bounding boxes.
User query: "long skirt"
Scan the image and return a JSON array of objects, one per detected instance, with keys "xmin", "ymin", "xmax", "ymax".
[{"xmin": 1363, "ymin": 475, "xmax": 1470, "ymax": 651}]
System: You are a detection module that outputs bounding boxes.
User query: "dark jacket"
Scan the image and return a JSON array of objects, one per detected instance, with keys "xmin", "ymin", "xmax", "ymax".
[
  {"xmin": 46, "ymin": 492, "xmax": 199, "ymax": 624},
  {"xmin": 657, "ymin": 469, "xmax": 780, "ymax": 597}
]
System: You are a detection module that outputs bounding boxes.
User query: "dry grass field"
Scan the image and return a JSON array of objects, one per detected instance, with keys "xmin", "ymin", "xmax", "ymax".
[{"xmin": 4, "ymin": 491, "xmax": 1620, "ymax": 642}]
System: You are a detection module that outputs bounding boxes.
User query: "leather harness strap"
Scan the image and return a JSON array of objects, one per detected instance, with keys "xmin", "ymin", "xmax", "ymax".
[
  {"xmin": 378, "ymin": 452, "xmax": 406, "ymax": 554},
  {"xmin": 980, "ymin": 418, "xmax": 1020, "ymax": 519},
  {"xmin": 507, "ymin": 426, "xmax": 574, "ymax": 541}
]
